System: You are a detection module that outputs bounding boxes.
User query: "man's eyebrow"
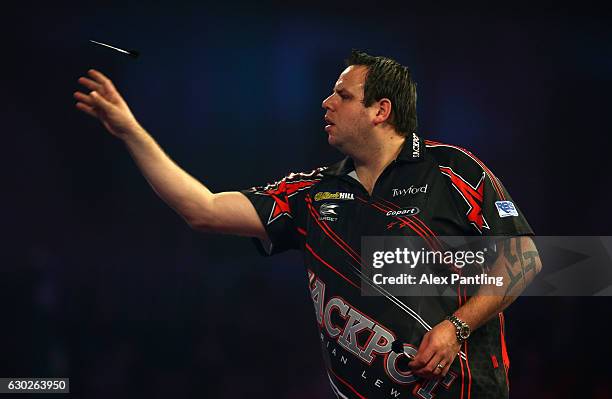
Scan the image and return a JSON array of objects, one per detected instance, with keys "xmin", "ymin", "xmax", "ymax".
[{"xmin": 335, "ymin": 87, "xmax": 352, "ymax": 96}]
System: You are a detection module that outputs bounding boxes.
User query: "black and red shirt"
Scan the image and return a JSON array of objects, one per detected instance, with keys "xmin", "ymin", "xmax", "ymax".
[{"xmin": 241, "ymin": 134, "xmax": 533, "ymax": 399}]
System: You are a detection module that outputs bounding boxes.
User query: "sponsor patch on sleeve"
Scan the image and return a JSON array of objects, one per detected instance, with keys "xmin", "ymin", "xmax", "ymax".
[{"xmin": 495, "ymin": 201, "xmax": 519, "ymax": 218}]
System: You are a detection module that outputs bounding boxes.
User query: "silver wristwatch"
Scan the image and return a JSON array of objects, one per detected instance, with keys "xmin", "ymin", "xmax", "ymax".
[{"xmin": 446, "ymin": 315, "xmax": 471, "ymax": 343}]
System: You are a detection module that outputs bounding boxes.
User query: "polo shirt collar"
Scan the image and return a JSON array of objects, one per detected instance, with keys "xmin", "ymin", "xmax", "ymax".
[{"xmin": 322, "ymin": 133, "xmax": 424, "ymax": 177}]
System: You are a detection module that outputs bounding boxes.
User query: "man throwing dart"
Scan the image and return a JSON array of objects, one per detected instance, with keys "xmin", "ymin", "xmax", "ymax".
[{"xmin": 74, "ymin": 51, "xmax": 541, "ymax": 398}]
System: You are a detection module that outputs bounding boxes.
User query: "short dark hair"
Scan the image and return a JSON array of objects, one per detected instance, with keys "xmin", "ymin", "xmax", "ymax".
[{"xmin": 345, "ymin": 50, "xmax": 417, "ymax": 136}]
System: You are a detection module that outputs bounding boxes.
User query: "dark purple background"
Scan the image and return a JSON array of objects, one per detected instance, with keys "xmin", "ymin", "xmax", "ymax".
[{"xmin": 3, "ymin": 3, "xmax": 612, "ymax": 398}]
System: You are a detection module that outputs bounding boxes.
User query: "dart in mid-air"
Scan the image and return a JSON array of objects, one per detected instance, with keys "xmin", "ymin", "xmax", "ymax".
[{"xmin": 89, "ymin": 39, "xmax": 140, "ymax": 59}]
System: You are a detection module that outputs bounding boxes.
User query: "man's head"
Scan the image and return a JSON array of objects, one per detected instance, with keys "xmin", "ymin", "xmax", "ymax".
[
  {"xmin": 346, "ymin": 50, "xmax": 417, "ymax": 136},
  {"xmin": 322, "ymin": 50, "xmax": 417, "ymax": 153}
]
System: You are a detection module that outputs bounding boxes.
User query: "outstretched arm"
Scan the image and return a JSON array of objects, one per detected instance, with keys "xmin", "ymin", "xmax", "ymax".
[{"xmin": 74, "ymin": 69, "xmax": 266, "ymax": 239}]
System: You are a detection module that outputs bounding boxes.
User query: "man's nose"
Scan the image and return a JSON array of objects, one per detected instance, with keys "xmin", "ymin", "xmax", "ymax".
[{"xmin": 322, "ymin": 94, "xmax": 333, "ymax": 110}]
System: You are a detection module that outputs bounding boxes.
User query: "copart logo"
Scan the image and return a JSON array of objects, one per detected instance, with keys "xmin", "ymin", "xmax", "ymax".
[
  {"xmin": 314, "ymin": 191, "xmax": 354, "ymax": 201},
  {"xmin": 385, "ymin": 206, "xmax": 420, "ymax": 217},
  {"xmin": 392, "ymin": 184, "xmax": 428, "ymax": 197}
]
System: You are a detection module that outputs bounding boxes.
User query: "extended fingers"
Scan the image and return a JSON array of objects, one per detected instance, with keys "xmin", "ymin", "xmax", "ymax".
[
  {"xmin": 73, "ymin": 91, "xmax": 94, "ymax": 106},
  {"xmin": 74, "ymin": 89, "xmax": 112, "ymax": 114},
  {"xmin": 75, "ymin": 101, "xmax": 97, "ymax": 118},
  {"xmin": 75, "ymin": 69, "xmax": 121, "ymax": 119},
  {"xmin": 74, "ymin": 90, "xmax": 99, "ymax": 117},
  {"xmin": 88, "ymin": 69, "xmax": 116, "ymax": 91},
  {"xmin": 73, "ymin": 90, "xmax": 107, "ymax": 108},
  {"xmin": 89, "ymin": 90, "xmax": 113, "ymax": 109},
  {"xmin": 78, "ymin": 76, "xmax": 100, "ymax": 90}
]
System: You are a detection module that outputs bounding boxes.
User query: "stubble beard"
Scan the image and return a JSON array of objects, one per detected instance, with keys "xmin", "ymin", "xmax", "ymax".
[{"xmin": 328, "ymin": 123, "xmax": 370, "ymax": 158}]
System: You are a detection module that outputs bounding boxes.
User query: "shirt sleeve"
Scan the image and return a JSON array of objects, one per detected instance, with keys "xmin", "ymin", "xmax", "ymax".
[
  {"xmin": 480, "ymin": 171, "xmax": 534, "ymax": 236},
  {"xmin": 437, "ymin": 147, "xmax": 534, "ymax": 237},
  {"xmin": 240, "ymin": 168, "xmax": 324, "ymax": 256}
]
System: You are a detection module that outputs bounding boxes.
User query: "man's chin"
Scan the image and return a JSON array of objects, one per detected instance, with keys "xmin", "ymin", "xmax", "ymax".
[
  {"xmin": 327, "ymin": 134, "xmax": 341, "ymax": 148},
  {"xmin": 327, "ymin": 133, "xmax": 335, "ymax": 145},
  {"xmin": 327, "ymin": 135, "xmax": 348, "ymax": 154}
]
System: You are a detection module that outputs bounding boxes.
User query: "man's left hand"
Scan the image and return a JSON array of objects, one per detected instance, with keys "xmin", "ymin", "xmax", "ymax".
[{"xmin": 409, "ymin": 320, "xmax": 461, "ymax": 378}]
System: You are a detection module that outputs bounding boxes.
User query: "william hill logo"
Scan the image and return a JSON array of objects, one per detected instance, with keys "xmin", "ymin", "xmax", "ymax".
[{"xmin": 314, "ymin": 192, "xmax": 354, "ymax": 201}]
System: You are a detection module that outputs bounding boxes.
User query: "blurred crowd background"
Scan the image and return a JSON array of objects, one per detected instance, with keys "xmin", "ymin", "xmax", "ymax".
[{"xmin": 3, "ymin": 2, "xmax": 612, "ymax": 398}]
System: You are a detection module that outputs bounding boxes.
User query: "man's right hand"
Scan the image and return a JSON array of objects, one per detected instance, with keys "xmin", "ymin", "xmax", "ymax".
[
  {"xmin": 72, "ymin": 69, "xmax": 268, "ymax": 241},
  {"xmin": 74, "ymin": 69, "xmax": 140, "ymax": 139}
]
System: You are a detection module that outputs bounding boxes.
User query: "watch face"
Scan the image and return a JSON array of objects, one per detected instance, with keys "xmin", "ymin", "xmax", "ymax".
[{"xmin": 459, "ymin": 326, "xmax": 470, "ymax": 339}]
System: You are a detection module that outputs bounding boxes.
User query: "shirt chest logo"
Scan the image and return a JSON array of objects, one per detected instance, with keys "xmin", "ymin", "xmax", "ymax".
[
  {"xmin": 385, "ymin": 206, "xmax": 420, "ymax": 217},
  {"xmin": 319, "ymin": 203, "xmax": 340, "ymax": 222},
  {"xmin": 391, "ymin": 184, "xmax": 428, "ymax": 197},
  {"xmin": 314, "ymin": 191, "xmax": 354, "ymax": 201}
]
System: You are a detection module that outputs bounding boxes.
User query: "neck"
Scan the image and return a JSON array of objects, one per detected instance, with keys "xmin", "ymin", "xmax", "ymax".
[{"xmin": 351, "ymin": 132, "xmax": 406, "ymax": 194}]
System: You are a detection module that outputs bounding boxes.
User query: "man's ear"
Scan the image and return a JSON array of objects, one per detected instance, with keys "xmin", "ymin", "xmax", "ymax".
[{"xmin": 373, "ymin": 98, "xmax": 392, "ymax": 125}]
